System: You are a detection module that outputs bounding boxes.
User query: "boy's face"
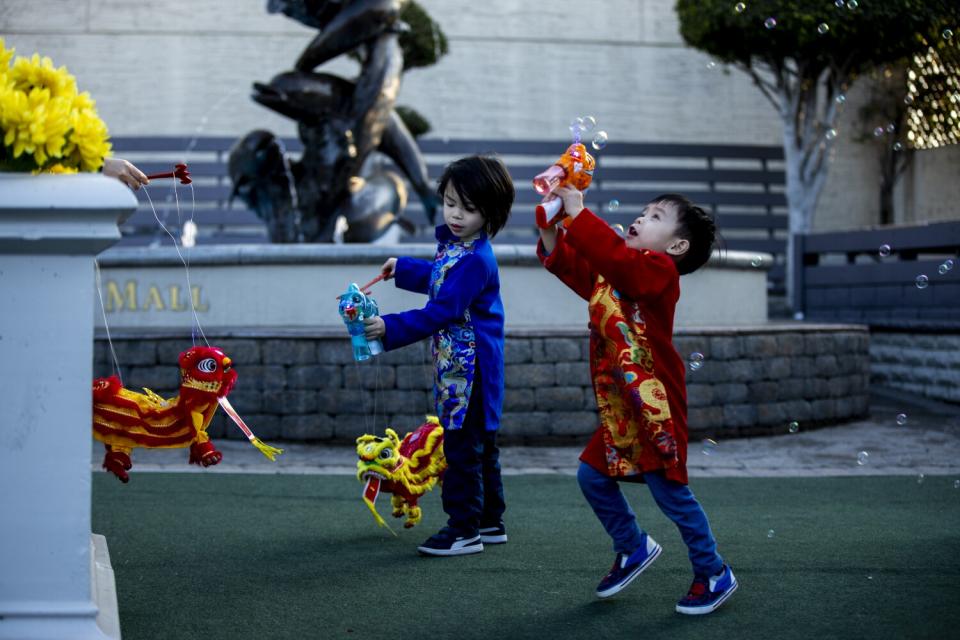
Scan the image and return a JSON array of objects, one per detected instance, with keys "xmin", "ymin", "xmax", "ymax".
[
  {"xmin": 442, "ymin": 182, "xmax": 485, "ymax": 239},
  {"xmin": 624, "ymin": 201, "xmax": 689, "ymax": 258}
]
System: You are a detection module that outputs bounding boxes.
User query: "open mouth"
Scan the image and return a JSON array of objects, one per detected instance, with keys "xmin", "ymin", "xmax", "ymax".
[
  {"xmin": 628, "ymin": 226, "xmax": 638, "ymax": 237},
  {"xmin": 361, "ymin": 470, "xmax": 388, "ymax": 481}
]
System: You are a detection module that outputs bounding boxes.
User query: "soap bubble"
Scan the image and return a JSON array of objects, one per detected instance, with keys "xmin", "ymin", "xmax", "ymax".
[
  {"xmin": 569, "ymin": 117, "xmax": 584, "ymax": 137},
  {"xmin": 607, "ymin": 199, "xmax": 620, "ymax": 212},
  {"xmin": 904, "ymin": 95, "xmax": 914, "ymax": 105},
  {"xmin": 944, "ymin": 29, "xmax": 954, "ymax": 40},
  {"xmin": 939, "ymin": 259, "xmax": 954, "ymax": 274},
  {"xmin": 886, "ymin": 123, "xmax": 896, "ymax": 133},
  {"xmin": 581, "ymin": 115, "xmax": 597, "ymax": 132},
  {"xmin": 879, "ymin": 244, "xmax": 891, "ymax": 257},
  {"xmin": 873, "ymin": 126, "xmax": 885, "ymax": 137},
  {"xmin": 847, "ymin": 0, "xmax": 858, "ymax": 9},
  {"xmin": 764, "ymin": 17, "xmax": 777, "ymax": 29},
  {"xmin": 707, "ymin": 60, "xmax": 718, "ymax": 70},
  {"xmin": 751, "ymin": 255, "xmax": 764, "ymax": 267},
  {"xmin": 954, "ymin": 479, "xmax": 959, "ymax": 489},
  {"xmin": 896, "ymin": 413, "xmax": 908, "ymax": 426},
  {"xmin": 835, "ymin": 94, "xmax": 846, "ymax": 104},
  {"xmin": 917, "ymin": 473, "xmax": 925, "ymax": 484},
  {"xmin": 893, "ymin": 142, "xmax": 904, "ymax": 151},
  {"xmin": 688, "ymin": 352, "xmax": 705, "ymax": 371},
  {"xmin": 591, "ymin": 131, "xmax": 608, "ymax": 150},
  {"xmin": 767, "ymin": 529, "xmax": 775, "ymax": 538},
  {"xmin": 701, "ymin": 438, "xmax": 719, "ymax": 456},
  {"xmin": 788, "ymin": 421, "xmax": 800, "ymax": 434},
  {"xmin": 857, "ymin": 451, "xmax": 869, "ymax": 465},
  {"xmin": 734, "ymin": 2, "xmax": 746, "ymax": 13},
  {"xmin": 817, "ymin": 23, "xmax": 830, "ymax": 35},
  {"xmin": 611, "ymin": 223, "xmax": 625, "ymax": 237},
  {"xmin": 915, "ymin": 274, "xmax": 929, "ymax": 289},
  {"xmin": 834, "ymin": 0, "xmax": 844, "ymax": 7},
  {"xmin": 825, "ymin": 128, "xmax": 838, "ymax": 140}
]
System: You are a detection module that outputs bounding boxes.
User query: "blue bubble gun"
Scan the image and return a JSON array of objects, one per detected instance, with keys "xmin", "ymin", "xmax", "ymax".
[{"xmin": 338, "ymin": 282, "xmax": 384, "ymax": 361}]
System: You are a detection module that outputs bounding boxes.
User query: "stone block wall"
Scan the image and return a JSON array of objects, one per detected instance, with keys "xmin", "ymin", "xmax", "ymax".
[
  {"xmin": 94, "ymin": 324, "xmax": 870, "ymax": 445},
  {"xmin": 869, "ymin": 331, "xmax": 960, "ymax": 403}
]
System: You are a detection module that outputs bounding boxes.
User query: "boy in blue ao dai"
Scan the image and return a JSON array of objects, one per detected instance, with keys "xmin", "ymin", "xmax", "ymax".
[{"xmin": 364, "ymin": 155, "xmax": 515, "ymax": 556}]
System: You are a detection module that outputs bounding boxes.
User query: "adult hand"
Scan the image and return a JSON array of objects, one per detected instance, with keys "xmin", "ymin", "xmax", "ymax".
[{"xmin": 102, "ymin": 157, "xmax": 149, "ymax": 191}]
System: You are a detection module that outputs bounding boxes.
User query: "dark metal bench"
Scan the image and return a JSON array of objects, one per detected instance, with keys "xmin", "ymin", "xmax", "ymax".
[
  {"xmin": 794, "ymin": 221, "xmax": 960, "ymax": 328},
  {"xmin": 111, "ymin": 136, "xmax": 788, "ymax": 291}
]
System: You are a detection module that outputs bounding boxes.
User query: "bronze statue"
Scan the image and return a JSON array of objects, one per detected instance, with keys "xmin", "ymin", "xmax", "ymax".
[{"xmin": 230, "ymin": 0, "xmax": 439, "ymax": 242}]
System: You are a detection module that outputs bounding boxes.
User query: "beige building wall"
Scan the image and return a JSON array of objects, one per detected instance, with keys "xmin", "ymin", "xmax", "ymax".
[{"xmin": 2, "ymin": 0, "xmax": 955, "ymax": 228}]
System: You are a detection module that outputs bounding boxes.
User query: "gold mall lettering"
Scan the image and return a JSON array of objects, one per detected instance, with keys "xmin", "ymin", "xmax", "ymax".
[{"xmin": 104, "ymin": 280, "xmax": 209, "ymax": 313}]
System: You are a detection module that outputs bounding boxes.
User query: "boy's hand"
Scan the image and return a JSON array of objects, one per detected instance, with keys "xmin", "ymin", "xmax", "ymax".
[
  {"xmin": 380, "ymin": 257, "xmax": 398, "ymax": 280},
  {"xmin": 364, "ymin": 316, "xmax": 385, "ymax": 340},
  {"xmin": 554, "ymin": 185, "xmax": 584, "ymax": 219},
  {"xmin": 652, "ymin": 430, "xmax": 679, "ymax": 464}
]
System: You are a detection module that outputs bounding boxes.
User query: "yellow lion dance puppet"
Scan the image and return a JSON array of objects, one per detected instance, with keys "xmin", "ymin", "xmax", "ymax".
[{"xmin": 356, "ymin": 417, "xmax": 446, "ymax": 533}]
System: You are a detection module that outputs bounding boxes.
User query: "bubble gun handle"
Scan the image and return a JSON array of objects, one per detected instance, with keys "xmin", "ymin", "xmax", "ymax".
[{"xmin": 533, "ymin": 142, "xmax": 595, "ymax": 229}]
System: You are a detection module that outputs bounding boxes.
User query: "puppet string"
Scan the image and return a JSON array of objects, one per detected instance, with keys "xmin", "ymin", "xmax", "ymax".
[
  {"xmin": 141, "ymin": 183, "xmax": 210, "ymax": 347},
  {"xmin": 94, "ymin": 259, "xmax": 123, "ymax": 386}
]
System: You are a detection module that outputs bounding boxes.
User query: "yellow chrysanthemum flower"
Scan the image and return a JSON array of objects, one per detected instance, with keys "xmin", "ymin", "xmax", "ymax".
[
  {"xmin": 0, "ymin": 42, "xmax": 110, "ymax": 173},
  {"xmin": 0, "ymin": 39, "xmax": 15, "ymax": 70}
]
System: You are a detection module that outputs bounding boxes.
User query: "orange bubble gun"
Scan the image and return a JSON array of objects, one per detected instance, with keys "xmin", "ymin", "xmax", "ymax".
[{"xmin": 533, "ymin": 142, "xmax": 595, "ymax": 229}]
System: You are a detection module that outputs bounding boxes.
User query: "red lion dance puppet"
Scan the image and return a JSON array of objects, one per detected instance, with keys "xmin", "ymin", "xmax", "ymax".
[{"xmin": 92, "ymin": 346, "xmax": 281, "ymax": 482}]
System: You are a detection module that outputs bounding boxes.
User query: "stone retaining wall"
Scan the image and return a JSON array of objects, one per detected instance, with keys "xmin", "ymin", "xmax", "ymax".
[
  {"xmin": 869, "ymin": 331, "xmax": 960, "ymax": 404},
  {"xmin": 94, "ymin": 324, "xmax": 870, "ymax": 445}
]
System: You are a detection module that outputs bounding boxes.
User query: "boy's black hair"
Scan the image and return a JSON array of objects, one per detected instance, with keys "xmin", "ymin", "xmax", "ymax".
[
  {"xmin": 649, "ymin": 193, "xmax": 717, "ymax": 275},
  {"xmin": 436, "ymin": 155, "xmax": 515, "ymax": 237}
]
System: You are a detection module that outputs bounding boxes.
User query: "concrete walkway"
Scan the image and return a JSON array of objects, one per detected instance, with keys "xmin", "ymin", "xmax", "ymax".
[{"xmin": 93, "ymin": 387, "xmax": 960, "ymax": 479}]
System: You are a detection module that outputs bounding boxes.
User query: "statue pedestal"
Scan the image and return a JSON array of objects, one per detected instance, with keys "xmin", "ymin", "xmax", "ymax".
[{"xmin": 0, "ymin": 173, "xmax": 134, "ymax": 640}]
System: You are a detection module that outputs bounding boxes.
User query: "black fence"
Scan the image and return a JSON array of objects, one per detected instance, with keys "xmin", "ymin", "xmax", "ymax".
[
  {"xmin": 794, "ymin": 221, "xmax": 960, "ymax": 329},
  {"xmin": 111, "ymin": 136, "xmax": 788, "ymax": 291}
]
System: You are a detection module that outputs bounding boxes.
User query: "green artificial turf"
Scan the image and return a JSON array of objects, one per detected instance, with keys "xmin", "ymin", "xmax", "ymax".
[{"xmin": 92, "ymin": 473, "xmax": 960, "ymax": 640}]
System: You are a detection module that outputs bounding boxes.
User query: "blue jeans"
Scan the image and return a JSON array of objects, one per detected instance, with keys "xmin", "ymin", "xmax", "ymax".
[
  {"xmin": 577, "ymin": 462, "xmax": 723, "ymax": 577},
  {"xmin": 440, "ymin": 373, "xmax": 506, "ymax": 535}
]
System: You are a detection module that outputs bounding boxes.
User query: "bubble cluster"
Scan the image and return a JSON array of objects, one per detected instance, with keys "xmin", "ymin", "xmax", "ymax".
[
  {"xmin": 607, "ymin": 199, "xmax": 620, "ymax": 212},
  {"xmin": 817, "ymin": 23, "xmax": 830, "ymax": 35},
  {"xmin": 788, "ymin": 421, "xmax": 800, "ymax": 434},
  {"xmin": 879, "ymin": 244, "xmax": 891, "ymax": 257},
  {"xmin": 688, "ymin": 352, "xmax": 705, "ymax": 371},
  {"xmin": 591, "ymin": 131, "xmax": 608, "ymax": 151},
  {"xmin": 702, "ymin": 438, "xmax": 719, "ymax": 456},
  {"xmin": 734, "ymin": 2, "xmax": 746, "ymax": 13},
  {"xmin": 764, "ymin": 17, "xmax": 777, "ymax": 30},
  {"xmin": 915, "ymin": 274, "xmax": 929, "ymax": 289},
  {"xmin": 857, "ymin": 451, "xmax": 869, "ymax": 465},
  {"xmin": 896, "ymin": 413, "xmax": 907, "ymax": 426}
]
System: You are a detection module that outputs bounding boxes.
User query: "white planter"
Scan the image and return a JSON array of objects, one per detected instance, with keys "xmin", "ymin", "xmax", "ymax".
[{"xmin": 0, "ymin": 173, "xmax": 135, "ymax": 640}]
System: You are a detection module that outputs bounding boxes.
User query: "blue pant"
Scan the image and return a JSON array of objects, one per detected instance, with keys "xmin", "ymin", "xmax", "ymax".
[
  {"xmin": 440, "ymin": 374, "xmax": 506, "ymax": 535},
  {"xmin": 577, "ymin": 462, "xmax": 723, "ymax": 577}
]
